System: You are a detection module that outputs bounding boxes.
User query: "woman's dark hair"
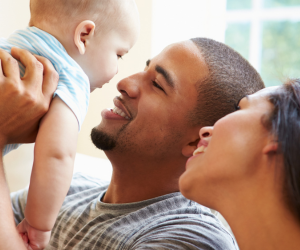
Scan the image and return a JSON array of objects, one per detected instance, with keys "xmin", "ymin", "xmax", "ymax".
[{"xmin": 267, "ymin": 78, "xmax": 300, "ymax": 220}]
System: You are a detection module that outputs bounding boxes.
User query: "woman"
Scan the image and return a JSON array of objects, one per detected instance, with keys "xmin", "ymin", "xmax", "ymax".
[{"xmin": 179, "ymin": 78, "xmax": 300, "ymax": 250}]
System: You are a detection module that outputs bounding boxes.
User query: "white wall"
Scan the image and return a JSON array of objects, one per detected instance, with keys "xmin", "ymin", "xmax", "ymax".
[
  {"xmin": 0, "ymin": 0, "xmax": 30, "ymax": 37},
  {"xmin": 151, "ymin": 0, "xmax": 227, "ymax": 57}
]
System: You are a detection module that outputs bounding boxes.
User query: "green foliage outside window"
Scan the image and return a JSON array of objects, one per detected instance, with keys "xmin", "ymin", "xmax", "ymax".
[
  {"xmin": 226, "ymin": 0, "xmax": 252, "ymax": 10},
  {"xmin": 225, "ymin": 23, "xmax": 250, "ymax": 60},
  {"xmin": 264, "ymin": 0, "xmax": 300, "ymax": 8},
  {"xmin": 261, "ymin": 21, "xmax": 300, "ymax": 86}
]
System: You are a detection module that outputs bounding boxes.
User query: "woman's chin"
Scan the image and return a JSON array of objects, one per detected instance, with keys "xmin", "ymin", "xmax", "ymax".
[{"xmin": 179, "ymin": 170, "xmax": 195, "ymax": 199}]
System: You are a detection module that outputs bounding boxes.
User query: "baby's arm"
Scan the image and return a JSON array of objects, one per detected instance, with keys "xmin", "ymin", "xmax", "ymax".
[{"xmin": 25, "ymin": 96, "xmax": 78, "ymax": 232}]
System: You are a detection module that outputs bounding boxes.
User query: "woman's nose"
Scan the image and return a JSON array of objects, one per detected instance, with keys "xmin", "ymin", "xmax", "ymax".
[{"xmin": 199, "ymin": 126, "xmax": 213, "ymax": 139}]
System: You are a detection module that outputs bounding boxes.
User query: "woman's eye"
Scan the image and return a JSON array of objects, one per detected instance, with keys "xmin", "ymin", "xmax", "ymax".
[
  {"xmin": 152, "ymin": 81, "xmax": 164, "ymax": 92},
  {"xmin": 234, "ymin": 103, "xmax": 240, "ymax": 111},
  {"xmin": 234, "ymin": 96, "xmax": 246, "ymax": 111}
]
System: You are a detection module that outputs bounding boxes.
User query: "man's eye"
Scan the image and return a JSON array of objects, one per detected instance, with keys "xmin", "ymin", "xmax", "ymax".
[{"xmin": 152, "ymin": 81, "xmax": 164, "ymax": 92}]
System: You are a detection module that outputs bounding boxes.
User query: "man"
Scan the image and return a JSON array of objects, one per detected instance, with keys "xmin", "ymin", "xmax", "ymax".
[{"xmin": 2, "ymin": 38, "xmax": 264, "ymax": 249}]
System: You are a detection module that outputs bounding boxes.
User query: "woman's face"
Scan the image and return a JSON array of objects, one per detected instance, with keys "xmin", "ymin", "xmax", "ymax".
[{"xmin": 179, "ymin": 87, "xmax": 278, "ymax": 208}]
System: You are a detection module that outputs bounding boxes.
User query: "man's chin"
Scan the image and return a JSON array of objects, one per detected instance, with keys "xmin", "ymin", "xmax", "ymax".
[{"xmin": 90, "ymin": 127, "xmax": 116, "ymax": 151}]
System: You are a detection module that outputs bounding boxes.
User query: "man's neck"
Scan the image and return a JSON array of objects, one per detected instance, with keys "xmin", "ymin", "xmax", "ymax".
[{"xmin": 102, "ymin": 154, "xmax": 186, "ymax": 204}]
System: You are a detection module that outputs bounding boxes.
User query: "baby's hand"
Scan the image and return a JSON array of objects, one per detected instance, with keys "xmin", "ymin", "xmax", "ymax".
[{"xmin": 17, "ymin": 219, "xmax": 51, "ymax": 250}]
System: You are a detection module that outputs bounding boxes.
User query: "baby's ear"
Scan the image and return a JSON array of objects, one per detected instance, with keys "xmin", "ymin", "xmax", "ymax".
[{"xmin": 74, "ymin": 20, "xmax": 95, "ymax": 55}]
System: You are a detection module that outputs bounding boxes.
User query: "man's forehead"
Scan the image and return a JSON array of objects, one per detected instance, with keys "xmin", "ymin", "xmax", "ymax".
[
  {"xmin": 144, "ymin": 41, "xmax": 208, "ymax": 109},
  {"xmin": 161, "ymin": 40, "xmax": 202, "ymax": 58},
  {"xmin": 156, "ymin": 41, "xmax": 208, "ymax": 84},
  {"xmin": 150, "ymin": 41, "xmax": 207, "ymax": 72}
]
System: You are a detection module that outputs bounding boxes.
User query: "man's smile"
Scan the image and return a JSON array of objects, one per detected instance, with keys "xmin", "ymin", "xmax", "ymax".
[
  {"xmin": 113, "ymin": 97, "xmax": 132, "ymax": 120},
  {"xmin": 101, "ymin": 96, "xmax": 132, "ymax": 121}
]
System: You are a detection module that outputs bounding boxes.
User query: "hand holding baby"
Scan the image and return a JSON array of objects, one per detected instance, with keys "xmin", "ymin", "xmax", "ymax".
[
  {"xmin": 17, "ymin": 219, "xmax": 51, "ymax": 250},
  {"xmin": 0, "ymin": 47, "xmax": 58, "ymax": 147}
]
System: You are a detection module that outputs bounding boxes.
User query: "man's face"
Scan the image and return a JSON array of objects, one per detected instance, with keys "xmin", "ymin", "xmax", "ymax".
[{"xmin": 91, "ymin": 40, "xmax": 209, "ymax": 162}]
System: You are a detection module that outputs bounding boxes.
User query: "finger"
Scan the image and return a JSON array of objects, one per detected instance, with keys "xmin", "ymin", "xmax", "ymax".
[
  {"xmin": 0, "ymin": 48, "xmax": 20, "ymax": 80},
  {"xmin": 11, "ymin": 47, "xmax": 43, "ymax": 88},
  {"xmin": 17, "ymin": 220, "xmax": 28, "ymax": 234},
  {"xmin": 34, "ymin": 54, "xmax": 58, "ymax": 101},
  {"xmin": 27, "ymin": 244, "xmax": 33, "ymax": 250},
  {"xmin": 22, "ymin": 233, "xmax": 29, "ymax": 244}
]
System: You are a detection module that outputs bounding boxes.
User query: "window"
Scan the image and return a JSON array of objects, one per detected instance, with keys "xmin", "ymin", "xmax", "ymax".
[{"xmin": 225, "ymin": 0, "xmax": 300, "ymax": 86}]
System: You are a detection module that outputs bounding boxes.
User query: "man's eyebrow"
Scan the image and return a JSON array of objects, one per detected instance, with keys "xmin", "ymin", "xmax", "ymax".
[
  {"xmin": 146, "ymin": 59, "xmax": 175, "ymax": 89},
  {"xmin": 155, "ymin": 65, "xmax": 175, "ymax": 89}
]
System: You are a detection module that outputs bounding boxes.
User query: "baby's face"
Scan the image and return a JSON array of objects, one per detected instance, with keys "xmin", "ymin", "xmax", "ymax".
[{"xmin": 85, "ymin": 7, "xmax": 140, "ymax": 91}]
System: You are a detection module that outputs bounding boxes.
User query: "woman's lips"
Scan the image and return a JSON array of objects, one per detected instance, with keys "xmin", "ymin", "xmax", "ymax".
[
  {"xmin": 197, "ymin": 139, "xmax": 208, "ymax": 148},
  {"xmin": 192, "ymin": 139, "xmax": 209, "ymax": 156},
  {"xmin": 185, "ymin": 139, "xmax": 209, "ymax": 168},
  {"xmin": 186, "ymin": 154, "xmax": 198, "ymax": 165},
  {"xmin": 193, "ymin": 145, "xmax": 207, "ymax": 156}
]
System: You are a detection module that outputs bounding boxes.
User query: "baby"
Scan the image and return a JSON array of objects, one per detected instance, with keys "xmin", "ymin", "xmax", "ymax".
[{"xmin": 0, "ymin": 0, "xmax": 139, "ymax": 248}]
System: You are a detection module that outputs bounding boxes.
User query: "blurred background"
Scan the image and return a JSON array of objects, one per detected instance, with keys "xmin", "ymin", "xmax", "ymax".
[{"xmin": 1, "ymin": 0, "xmax": 300, "ymax": 191}]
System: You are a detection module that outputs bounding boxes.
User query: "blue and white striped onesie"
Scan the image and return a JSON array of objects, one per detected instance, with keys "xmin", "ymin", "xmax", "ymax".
[{"xmin": 0, "ymin": 26, "xmax": 90, "ymax": 155}]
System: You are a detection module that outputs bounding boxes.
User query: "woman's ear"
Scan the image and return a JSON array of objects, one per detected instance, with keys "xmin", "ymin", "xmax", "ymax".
[
  {"xmin": 263, "ymin": 140, "xmax": 278, "ymax": 155},
  {"xmin": 74, "ymin": 20, "xmax": 96, "ymax": 55},
  {"xmin": 182, "ymin": 137, "xmax": 200, "ymax": 157}
]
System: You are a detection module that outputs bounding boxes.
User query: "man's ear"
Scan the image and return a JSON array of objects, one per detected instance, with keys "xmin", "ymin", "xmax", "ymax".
[
  {"xmin": 74, "ymin": 20, "xmax": 95, "ymax": 55},
  {"xmin": 262, "ymin": 140, "xmax": 278, "ymax": 155},
  {"xmin": 182, "ymin": 137, "xmax": 200, "ymax": 157}
]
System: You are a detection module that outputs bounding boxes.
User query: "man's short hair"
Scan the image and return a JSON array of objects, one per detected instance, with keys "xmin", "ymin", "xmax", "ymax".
[
  {"xmin": 29, "ymin": 0, "xmax": 125, "ymax": 34},
  {"xmin": 189, "ymin": 37, "xmax": 265, "ymax": 127}
]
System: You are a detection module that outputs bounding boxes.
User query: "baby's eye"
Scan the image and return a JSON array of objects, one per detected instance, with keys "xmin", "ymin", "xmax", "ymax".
[{"xmin": 117, "ymin": 55, "xmax": 123, "ymax": 59}]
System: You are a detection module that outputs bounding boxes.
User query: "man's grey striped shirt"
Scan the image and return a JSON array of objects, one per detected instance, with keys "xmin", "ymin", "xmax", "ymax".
[{"xmin": 11, "ymin": 173, "xmax": 238, "ymax": 249}]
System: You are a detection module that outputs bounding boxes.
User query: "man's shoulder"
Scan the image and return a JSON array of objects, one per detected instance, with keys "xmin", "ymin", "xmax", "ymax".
[
  {"xmin": 49, "ymin": 172, "xmax": 238, "ymax": 249},
  {"xmin": 124, "ymin": 193, "xmax": 237, "ymax": 249},
  {"xmin": 57, "ymin": 173, "xmax": 237, "ymax": 249}
]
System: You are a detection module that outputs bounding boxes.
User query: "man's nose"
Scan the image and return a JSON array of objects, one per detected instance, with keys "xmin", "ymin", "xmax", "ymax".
[
  {"xmin": 199, "ymin": 127, "xmax": 213, "ymax": 139},
  {"xmin": 117, "ymin": 73, "xmax": 140, "ymax": 99}
]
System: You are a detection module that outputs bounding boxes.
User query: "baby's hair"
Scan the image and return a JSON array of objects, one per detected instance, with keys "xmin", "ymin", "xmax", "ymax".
[{"xmin": 29, "ymin": 0, "xmax": 126, "ymax": 34}]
